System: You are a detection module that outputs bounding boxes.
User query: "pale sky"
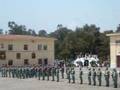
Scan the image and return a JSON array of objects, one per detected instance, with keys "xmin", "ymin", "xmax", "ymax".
[{"xmin": 0, "ymin": 0, "xmax": 120, "ymax": 33}]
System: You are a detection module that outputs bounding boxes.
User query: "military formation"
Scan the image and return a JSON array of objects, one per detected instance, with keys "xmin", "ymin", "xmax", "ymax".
[{"xmin": 0, "ymin": 65, "xmax": 120, "ymax": 88}]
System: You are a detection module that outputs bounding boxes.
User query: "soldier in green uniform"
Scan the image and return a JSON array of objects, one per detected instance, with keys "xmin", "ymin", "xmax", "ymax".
[
  {"xmin": 66, "ymin": 66, "xmax": 69, "ymax": 79},
  {"xmin": 119, "ymin": 71, "xmax": 120, "ymax": 77},
  {"xmin": 60, "ymin": 67, "xmax": 64, "ymax": 79},
  {"xmin": 67, "ymin": 67, "xmax": 71, "ymax": 83},
  {"xmin": 8, "ymin": 67, "xmax": 12, "ymax": 78},
  {"xmin": 42, "ymin": 67, "xmax": 45, "ymax": 80},
  {"xmin": 97, "ymin": 68, "xmax": 102, "ymax": 86},
  {"xmin": 92, "ymin": 68, "xmax": 96, "ymax": 86},
  {"xmin": 4, "ymin": 67, "xmax": 7, "ymax": 77},
  {"xmin": 71, "ymin": 67, "xmax": 75, "ymax": 83},
  {"xmin": 88, "ymin": 68, "xmax": 92, "ymax": 85},
  {"xmin": 1, "ymin": 67, "xmax": 4, "ymax": 77},
  {"xmin": 38, "ymin": 67, "xmax": 42, "ymax": 80},
  {"xmin": 22, "ymin": 67, "xmax": 26, "ymax": 79},
  {"xmin": 104, "ymin": 67, "xmax": 110, "ymax": 87},
  {"xmin": 51, "ymin": 67, "xmax": 55, "ymax": 81},
  {"xmin": 46, "ymin": 67, "xmax": 50, "ymax": 81},
  {"xmin": 111, "ymin": 68, "xmax": 118, "ymax": 88},
  {"xmin": 19, "ymin": 67, "xmax": 23, "ymax": 79},
  {"xmin": 56, "ymin": 67, "xmax": 60, "ymax": 82},
  {"xmin": 79, "ymin": 68, "xmax": 83, "ymax": 84}
]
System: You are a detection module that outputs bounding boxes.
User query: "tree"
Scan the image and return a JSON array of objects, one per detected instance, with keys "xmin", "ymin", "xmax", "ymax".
[
  {"xmin": 104, "ymin": 30, "xmax": 114, "ymax": 34},
  {"xmin": 49, "ymin": 25, "xmax": 72, "ymax": 60},
  {"xmin": 38, "ymin": 30, "xmax": 47, "ymax": 37},
  {"xmin": 0, "ymin": 29, "xmax": 3, "ymax": 34},
  {"xmin": 8, "ymin": 21, "xmax": 37, "ymax": 36},
  {"xmin": 8, "ymin": 21, "xmax": 28, "ymax": 35},
  {"xmin": 116, "ymin": 24, "xmax": 120, "ymax": 32}
]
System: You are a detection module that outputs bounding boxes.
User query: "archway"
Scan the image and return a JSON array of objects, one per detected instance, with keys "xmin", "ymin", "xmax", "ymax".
[{"xmin": 84, "ymin": 60, "xmax": 89, "ymax": 66}]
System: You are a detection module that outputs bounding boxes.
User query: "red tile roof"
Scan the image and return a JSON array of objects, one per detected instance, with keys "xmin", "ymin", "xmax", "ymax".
[{"xmin": 0, "ymin": 35, "xmax": 56, "ymax": 41}]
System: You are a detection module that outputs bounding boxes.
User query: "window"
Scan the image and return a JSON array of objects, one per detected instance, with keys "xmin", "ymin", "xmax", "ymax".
[
  {"xmin": 0, "ymin": 51, "xmax": 6, "ymax": 60},
  {"xmin": 116, "ymin": 40, "xmax": 120, "ymax": 43},
  {"xmin": 0, "ymin": 44, "xmax": 4, "ymax": 48},
  {"xmin": 44, "ymin": 58, "xmax": 48, "ymax": 65},
  {"xmin": 38, "ymin": 59, "xmax": 42, "ymax": 65},
  {"xmin": 38, "ymin": 44, "xmax": 42, "ymax": 50},
  {"xmin": 8, "ymin": 44, "xmax": 13, "ymax": 50},
  {"xmin": 24, "ymin": 59, "xmax": 29, "ymax": 65},
  {"xmin": 8, "ymin": 60, "xmax": 13, "ymax": 66},
  {"xmin": 24, "ymin": 45, "xmax": 28, "ymax": 50},
  {"xmin": 43, "ymin": 45, "xmax": 47, "ymax": 50},
  {"xmin": 32, "ymin": 53, "xmax": 36, "ymax": 59},
  {"xmin": 16, "ymin": 53, "xmax": 21, "ymax": 59}
]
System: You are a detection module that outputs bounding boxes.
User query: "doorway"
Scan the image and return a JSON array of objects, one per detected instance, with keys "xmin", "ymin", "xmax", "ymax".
[
  {"xmin": 24, "ymin": 59, "xmax": 29, "ymax": 65},
  {"xmin": 117, "ymin": 56, "xmax": 120, "ymax": 67},
  {"xmin": 8, "ymin": 60, "xmax": 13, "ymax": 66}
]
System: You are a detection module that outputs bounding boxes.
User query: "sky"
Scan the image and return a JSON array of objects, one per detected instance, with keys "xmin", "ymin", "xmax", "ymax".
[{"xmin": 0, "ymin": 0, "xmax": 120, "ymax": 33}]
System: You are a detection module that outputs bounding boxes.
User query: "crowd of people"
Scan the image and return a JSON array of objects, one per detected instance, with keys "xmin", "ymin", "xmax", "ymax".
[{"xmin": 0, "ymin": 65, "xmax": 120, "ymax": 88}]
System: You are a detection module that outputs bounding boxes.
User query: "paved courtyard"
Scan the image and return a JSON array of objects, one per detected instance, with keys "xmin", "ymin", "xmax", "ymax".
[{"xmin": 0, "ymin": 67, "xmax": 120, "ymax": 90}]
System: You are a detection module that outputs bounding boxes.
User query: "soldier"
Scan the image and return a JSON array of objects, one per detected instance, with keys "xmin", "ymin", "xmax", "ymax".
[
  {"xmin": 71, "ymin": 67, "xmax": 75, "ymax": 83},
  {"xmin": 38, "ymin": 67, "xmax": 42, "ymax": 80},
  {"xmin": 111, "ymin": 69, "xmax": 118, "ymax": 88},
  {"xmin": 1, "ymin": 67, "xmax": 4, "ymax": 77},
  {"xmin": 67, "ymin": 67, "xmax": 71, "ymax": 83},
  {"xmin": 56, "ymin": 67, "xmax": 60, "ymax": 82},
  {"xmin": 97, "ymin": 68, "xmax": 102, "ymax": 86},
  {"xmin": 92, "ymin": 68, "xmax": 96, "ymax": 86},
  {"xmin": 8, "ymin": 66, "xmax": 12, "ymax": 78},
  {"xmin": 42, "ymin": 67, "xmax": 45, "ymax": 80},
  {"xmin": 66, "ymin": 66, "xmax": 69, "ymax": 79},
  {"xmin": 79, "ymin": 68, "xmax": 83, "ymax": 84},
  {"xmin": 119, "ymin": 71, "xmax": 120, "ymax": 77},
  {"xmin": 60, "ymin": 67, "xmax": 64, "ymax": 79},
  {"xmin": 104, "ymin": 67, "xmax": 110, "ymax": 87},
  {"xmin": 51, "ymin": 67, "xmax": 55, "ymax": 81},
  {"xmin": 88, "ymin": 68, "xmax": 92, "ymax": 85},
  {"xmin": 46, "ymin": 67, "xmax": 50, "ymax": 81},
  {"xmin": 22, "ymin": 67, "xmax": 26, "ymax": 79}
]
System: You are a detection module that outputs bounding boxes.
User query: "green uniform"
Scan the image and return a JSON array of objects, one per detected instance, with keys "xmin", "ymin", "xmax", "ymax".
[
  {"xmin": 111, "ymin": 69, "xmax": 118, "ymax": 88},
  {"xmin": 71, "ymin": 68, "xmax": 75, "ymax": 83},
  {"xmin": 79, "ymin": 68, "xmax": 83, "ymax": 84},
  {"xmin": 67, "ymin": 68, "xmax": 71, "ymax": 83},
  {"xmin": 104, "ymin": 68, "xmax": 110, "ymax": 87},
  {"xmin": 46, "ymin": 68, "xmax": 50, "ymax": 81},
  {"xmin": 38, "ymin": 68, "xmax": 42, "ymax": 80},
  {"xmin": 51, "ymin": 67, "xmax": 55, "ymax": 81},
  {"xmin": 60, "ymin": 67, "xmax": 64, "ymax": 79},
  {"xmin": 42, "ymin": 68, "xmax": 45, "ymax": 80},
  {"xmin": 97, "ymin": 68, "xmax": 102, "ymax": 86},
  {"xmin": 88, "ymin": 68, "xmax": 91, "ymax": 85},
  {"xmin": 8, "ymin": 67, "xmax": 12, "ymax": 78},
  {"xmin": 92, "ymin": 69, "xmax": 96, "ymax": 86},
  {"xmin": 56, "ymin": 68, "xmax": 59, "ymax": 82},
  {"xmin": 66, "ymin": 67, "xmax": 69, "ymax": 79}
]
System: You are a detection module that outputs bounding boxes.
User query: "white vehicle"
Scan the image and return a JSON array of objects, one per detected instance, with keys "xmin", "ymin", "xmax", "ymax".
[{"xmin": 73, "ymin": 55, "xmax": 99, "ymax": 67}]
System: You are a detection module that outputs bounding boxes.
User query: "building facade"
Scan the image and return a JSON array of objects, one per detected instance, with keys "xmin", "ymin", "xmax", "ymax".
[
  {"xmin": 107, "ymin": 33, "xmax": 120, "ymax": 68},
  {"xmin": 0, "ymin": 35, "xmax": 55, "ymax": 66}
]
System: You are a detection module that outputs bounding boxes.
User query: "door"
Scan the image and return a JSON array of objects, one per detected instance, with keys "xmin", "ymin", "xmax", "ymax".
[
  {"xmin": 117, "ymin": 56, "xmax": 120, "ymax": 67},
  {"xmin": 38, "ymin": 59, "xmax": 42, "ymax": 65},
  {"xmin": 44, "ymin": 58, "xmax": 48, "ymax": 66},
  {"xmin": 24, "ymin": 59, "xmax": 29, "ymax": 65},
  {"xmin": 8, "ymin": 60, "xmax": 13, "ymax": 66}
]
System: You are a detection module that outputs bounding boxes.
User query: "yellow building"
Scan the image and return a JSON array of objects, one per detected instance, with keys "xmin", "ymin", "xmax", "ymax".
[
  {"xmin": 0, "ymin": 35, "xmax": 55, "ymax": 66},
  {"xmin": 107, "ymin": 33, "xmax": 120, "ymax": 68}
]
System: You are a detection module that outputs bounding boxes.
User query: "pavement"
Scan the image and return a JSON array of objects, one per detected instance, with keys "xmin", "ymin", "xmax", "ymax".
[{"xmin": 0, "ymin": 67, "xmax": 120, "ymax": 90}]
